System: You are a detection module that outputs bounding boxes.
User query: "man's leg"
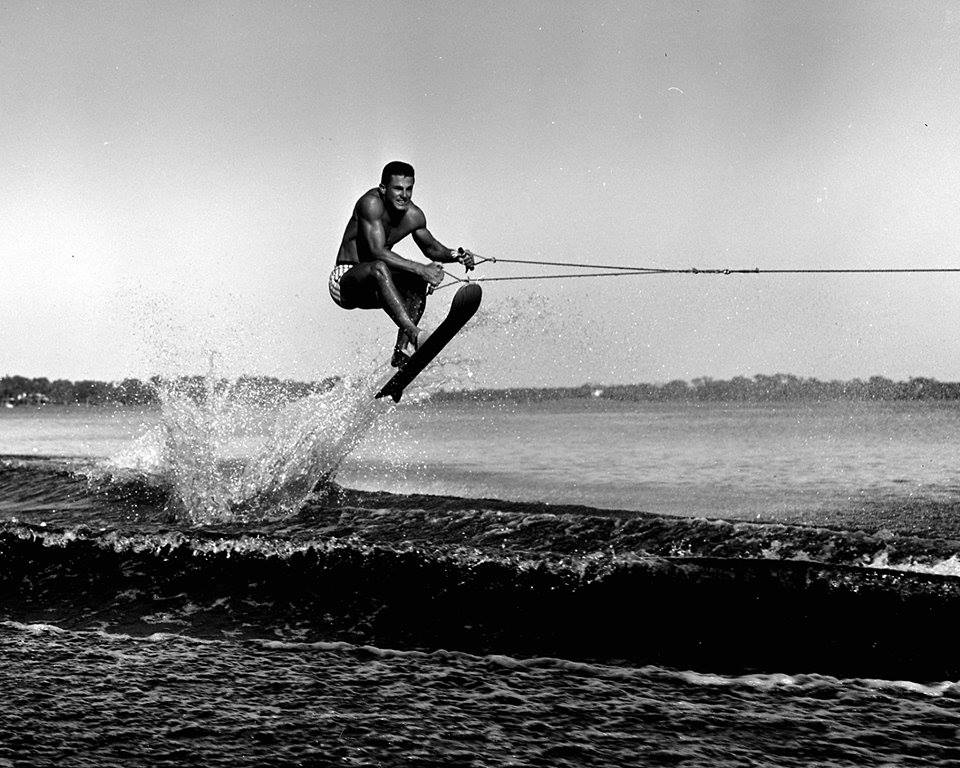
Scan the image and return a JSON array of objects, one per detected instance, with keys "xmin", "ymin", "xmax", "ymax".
[
  {"xmin": 338, "ymin": 262, "xmax": 427, "ymax": 361},
  {"xmin": 390, "ymin": 270, "xmax": 429, "ymax": 363}
]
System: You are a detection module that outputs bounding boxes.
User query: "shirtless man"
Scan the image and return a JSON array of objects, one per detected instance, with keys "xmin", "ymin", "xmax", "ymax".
[{"xmin": 329, "ymin": 161, "xmax": 477, "ymax": 367}]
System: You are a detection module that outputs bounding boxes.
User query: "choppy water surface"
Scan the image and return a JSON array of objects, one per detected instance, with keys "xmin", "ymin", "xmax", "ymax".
[
  {"xmin": 3, "ymin": 389, "xmax": 960, "ymax": 765},
  {"xmin": 7, "ymin": 623, "xmax": 960, "ymax": 768}
]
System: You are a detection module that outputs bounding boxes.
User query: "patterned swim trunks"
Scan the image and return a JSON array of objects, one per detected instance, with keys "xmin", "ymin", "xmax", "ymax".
[{"xmin": 328, "ymin": 264, "xmax": 353, "ymax": 308}]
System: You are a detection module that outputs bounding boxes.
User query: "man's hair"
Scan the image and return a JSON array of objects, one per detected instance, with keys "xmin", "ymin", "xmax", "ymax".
[{"xmin": 381, "ymin": 161, "xmax": 415, "ymax": 186}]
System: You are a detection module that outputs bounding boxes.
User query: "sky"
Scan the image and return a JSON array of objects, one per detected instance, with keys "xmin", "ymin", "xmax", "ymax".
[{"xmin": 3, "ymin": 1, "xmax": 960, "ymax": 387}]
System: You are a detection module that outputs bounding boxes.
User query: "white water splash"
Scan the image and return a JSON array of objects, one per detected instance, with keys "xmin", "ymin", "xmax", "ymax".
[{"xmin": 150, "ymin": 366, "xmax": 395, "ymax": 524}]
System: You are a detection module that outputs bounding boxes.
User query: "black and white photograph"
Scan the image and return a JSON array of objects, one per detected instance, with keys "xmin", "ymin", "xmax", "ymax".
[{"xmin": 3, "ymin": 2, "xmax": 960, "ymax": 765}]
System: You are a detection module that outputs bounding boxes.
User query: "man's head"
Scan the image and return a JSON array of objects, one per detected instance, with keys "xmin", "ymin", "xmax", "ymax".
[
  {"xmin": 379, "ymin": 161, "xmax": 415, "ymax": 212},
  {"xmin": 381, "ymin": 161, "xmax": 414, "ymax": 186}
]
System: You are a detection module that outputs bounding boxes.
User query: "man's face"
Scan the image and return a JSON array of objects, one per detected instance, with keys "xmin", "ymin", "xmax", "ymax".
[{"xmin": 380, "ymin": 175, "xmax": 414, "ymax": 212}]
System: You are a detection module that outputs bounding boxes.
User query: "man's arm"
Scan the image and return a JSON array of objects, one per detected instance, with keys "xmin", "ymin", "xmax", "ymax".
[{"xmin": 412, "ymin": 222, "xmax": 476, "ymax": 270}]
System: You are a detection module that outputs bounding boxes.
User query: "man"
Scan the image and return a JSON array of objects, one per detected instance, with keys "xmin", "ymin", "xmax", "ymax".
[{"xmin": 329, "ymin": 161, "xmax": 477, "ymax": 367}]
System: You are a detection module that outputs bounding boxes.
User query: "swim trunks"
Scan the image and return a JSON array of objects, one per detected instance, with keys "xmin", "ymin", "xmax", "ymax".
[{"xmin": 328, "ymin": 263, "xmax": 353, "ymax": 308}]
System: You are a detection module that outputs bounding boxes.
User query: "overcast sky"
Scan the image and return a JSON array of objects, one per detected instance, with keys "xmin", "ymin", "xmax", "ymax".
[{"xmin": 4, "ymin": 1, "xmax": 960, "ymax": 386}]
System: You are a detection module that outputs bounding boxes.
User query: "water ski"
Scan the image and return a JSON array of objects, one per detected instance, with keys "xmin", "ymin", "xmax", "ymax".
[{"xmin": 376, "ymin": 282, "xmax": 482, "ymax": 402}]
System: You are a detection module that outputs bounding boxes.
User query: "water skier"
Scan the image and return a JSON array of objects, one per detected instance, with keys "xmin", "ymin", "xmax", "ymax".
[{"xmin": 329, "ymin": 161, "xmax": 478, "ymax": 367}]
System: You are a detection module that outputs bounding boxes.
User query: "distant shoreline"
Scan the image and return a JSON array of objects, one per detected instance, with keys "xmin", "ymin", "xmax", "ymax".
[{"xmin": 4, "ymin": 373, "xmax": 960, "ymax": 406}]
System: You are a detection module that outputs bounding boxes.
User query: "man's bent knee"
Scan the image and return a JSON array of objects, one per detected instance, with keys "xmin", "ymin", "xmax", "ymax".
[{"xmin": 370, "ymin": 261, "xmax": 392, "ymax": 281}]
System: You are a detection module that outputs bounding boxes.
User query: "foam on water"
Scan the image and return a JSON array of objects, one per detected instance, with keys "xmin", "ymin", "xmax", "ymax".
[{"xmin": 866, "ymin": 550, "xmax": 960, "ymax": 577}]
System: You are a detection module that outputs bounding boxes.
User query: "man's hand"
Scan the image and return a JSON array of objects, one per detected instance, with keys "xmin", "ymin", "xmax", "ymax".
[
  {"xmin": 420, "ymin": 262, "xmax": 445, "ymax": 287},
  {"xmin": 455, "ymin": 248, "xmax": 477, "ymax": 271}
]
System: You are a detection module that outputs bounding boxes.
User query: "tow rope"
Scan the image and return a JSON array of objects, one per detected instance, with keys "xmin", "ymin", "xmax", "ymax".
[{"xmin": 438, "ymin": 256, "xmax": 960, "ymax": 290}]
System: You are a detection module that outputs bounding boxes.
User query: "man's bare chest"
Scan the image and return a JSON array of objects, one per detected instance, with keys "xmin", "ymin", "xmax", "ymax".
[{"xmin": 382, "ymin": 217, "xmax": 416, "ymax": 247}]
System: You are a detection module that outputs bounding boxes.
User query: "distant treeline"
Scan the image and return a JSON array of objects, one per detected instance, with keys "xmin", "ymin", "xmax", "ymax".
[
  {"xmin": 5, "ymin": 373, "xmax": 960, "ymax": 406},
  {"xmin": 0, "ymin": 375, "xmax": 338, "ymax": 405},
  {"xmin": 433, "ymin": 374, "xmax": 960, "ymax": 403}
]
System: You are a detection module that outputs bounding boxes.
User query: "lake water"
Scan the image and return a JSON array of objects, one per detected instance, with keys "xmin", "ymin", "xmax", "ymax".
[
  {"xmin": 6, "ymin": 398, "xmax": 960, "ymax": 522},
  {"xmin": 3, "ymin": 392, "xmax": 960, "ymax": 766}
]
